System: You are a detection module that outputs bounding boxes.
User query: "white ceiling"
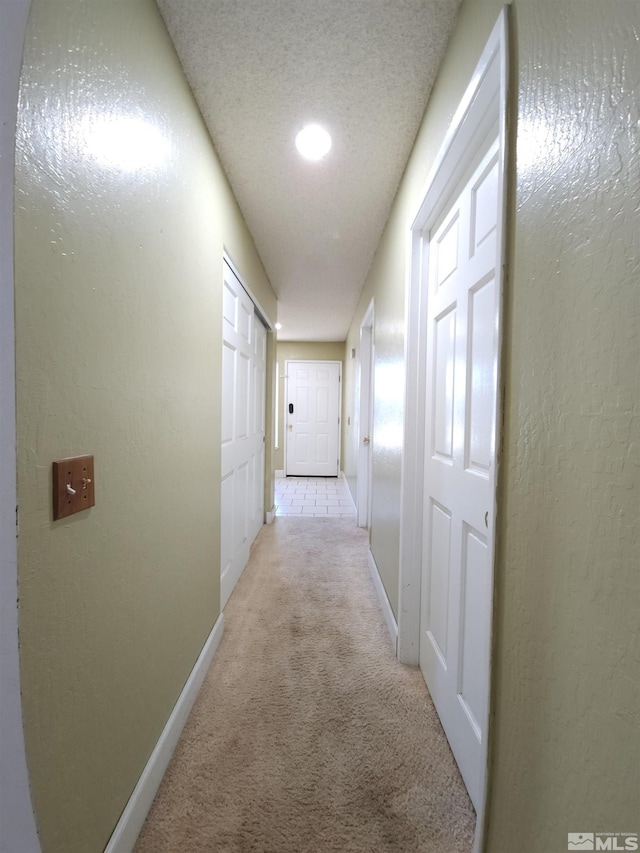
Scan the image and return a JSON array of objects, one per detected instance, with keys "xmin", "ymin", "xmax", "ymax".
[{"xmin": 156, "ymin": 0, "xmax": 461, "ymax": 341}]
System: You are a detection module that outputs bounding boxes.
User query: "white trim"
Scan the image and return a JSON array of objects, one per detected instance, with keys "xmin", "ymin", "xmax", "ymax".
[
  {"xmin": 340, "ymin": 472, "xmax": 357, "ymax": 513},
  {"xmin": 367, "ymin": 550, "xmax": 398, "ymax": 653},
  {"xmin": 274, "ymin": 469, "xmax": 285, "ymax": 478},
  {"xmin": 105, "ymin": 615, "xmax": 224, "ymax": 853},
  {"xmin": 398, "ymin": 7, "xmax": 509, "ymax": 847},
  {"xmin": 0, "ymin": 4, "xmax": 42, "ymax": 851},
  {"xmin": 265, "ymin": 505, "xmax": 276, "ymax": 524}
]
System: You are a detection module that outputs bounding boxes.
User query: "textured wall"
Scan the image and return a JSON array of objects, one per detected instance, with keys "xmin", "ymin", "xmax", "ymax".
[
  {"xmin": 486, "ymin": 1, "xmax": 640, "ymax": 848},
  {"xmin": 274, "ymin": 341, "xmax": 346, "ymax": 472},
  {"xmin": 344, "ymin": 0, "xmax": 639, "ymax": 847},
  {"xmin": 14, "ymin": 1, "xmax": 275, "ymax": 851}
]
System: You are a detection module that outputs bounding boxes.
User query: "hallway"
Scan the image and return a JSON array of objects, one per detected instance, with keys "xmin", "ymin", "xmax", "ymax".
[
  {"xmin": 3, "ymin": 2, "xmax": 637, "ymax": 851},
  {"xmin": 134, "ymin": 516, "xmax": 475, "ymax": 852}
]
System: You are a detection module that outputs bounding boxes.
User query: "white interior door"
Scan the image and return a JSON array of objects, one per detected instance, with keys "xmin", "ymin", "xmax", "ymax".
[
  {"xmin": 221, "ymin": 260, "xmax": 266, "ymax": 608},
  {"xmin": 419, "ymin": 137, "xmax": 501, "ymax": 811},
  {"xmin": 285, "ymin": 361, "xmax": 340, "ymax": 477},
  {"xmin": 357, "ymin": 302, "xmax": 374, "ymax": 528}
]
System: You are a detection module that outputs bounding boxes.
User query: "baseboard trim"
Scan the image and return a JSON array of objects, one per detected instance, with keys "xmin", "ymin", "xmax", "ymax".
[
  {"xmin": 266, "ymin": 505, "xmax": 276, "ymax": 524},
  {"xmin": 275, "ymin": 469, "xmax": 284, "ymax": 478},
  {"xmin": 340, "ymin": 472, "xmax": 357, "ymax": 513},
  {"xmin": 105, "ymin": 614, "xmax": 224, "ymax": 853},
  {"xmin": 367, "ymin": 550, "xmax": 398, "ymax": 654}
]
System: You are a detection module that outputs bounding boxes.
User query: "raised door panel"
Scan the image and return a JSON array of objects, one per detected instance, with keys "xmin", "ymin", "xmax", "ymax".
[
  {"xmin": 466, "ymin": 276, "xmax": 496, "ymax": 475},
  {"xmin": 425, "ymin": 499, "xmax": 452, "ymax": 667},
  {"xmin": 432, "ymin": 306, "xmax": 457, "ymax": 463},
  {"xmin": 458, "ymin": 523, "xmax": 491, "ymax": 741}
]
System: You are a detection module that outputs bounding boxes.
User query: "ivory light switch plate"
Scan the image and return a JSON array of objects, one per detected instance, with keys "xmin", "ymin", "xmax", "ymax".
[{"xmin": 53, "ymin": 455, "xmax": 95, "ymax": 520}]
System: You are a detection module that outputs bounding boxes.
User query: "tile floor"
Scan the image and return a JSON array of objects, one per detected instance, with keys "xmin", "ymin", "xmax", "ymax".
[{"xmin": 274, "ymin": 476, "xmax": 356, "ymax": 518}]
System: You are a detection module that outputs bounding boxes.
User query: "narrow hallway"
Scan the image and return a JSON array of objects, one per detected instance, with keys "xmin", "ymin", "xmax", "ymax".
[{"xmin": 134, "ymin": 514, "xmax": 475, "ymax": 852}]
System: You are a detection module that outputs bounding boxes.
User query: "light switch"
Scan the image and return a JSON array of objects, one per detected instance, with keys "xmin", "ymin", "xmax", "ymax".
[{"xmin": 53, "ymin": 455, "xmax": 95, "ymax": 520}]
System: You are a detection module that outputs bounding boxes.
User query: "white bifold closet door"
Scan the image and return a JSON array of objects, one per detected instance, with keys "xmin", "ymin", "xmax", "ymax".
[{"xmin": 221, "ymin": 260, "xmax": 266, "ymax": 609}]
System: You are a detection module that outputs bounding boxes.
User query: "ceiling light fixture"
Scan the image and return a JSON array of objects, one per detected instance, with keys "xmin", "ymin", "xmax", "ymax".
[
  {"xmin": 295, "ymin": 124, "xmax": 332, "ymax": 161},
  {"xmin": 275, "ymin": 323, "xmax": 282, "ymax": 330}
]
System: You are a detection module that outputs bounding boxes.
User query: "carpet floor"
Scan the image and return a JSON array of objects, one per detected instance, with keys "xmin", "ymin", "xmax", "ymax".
[{"xmin": 134, "ymin": 518, "xmax": 475, "ymax": 852}]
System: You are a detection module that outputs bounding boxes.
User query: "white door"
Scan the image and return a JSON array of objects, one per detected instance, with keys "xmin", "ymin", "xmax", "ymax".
[
  {"xmin": 357, "ymin": 302, "xmax": 374, "ymax": 528},
  {"xmin": 285, "ymin": 361, "xmax": 340, "ymax": 477},
  {"xmin": 419, "ymin": 137, "xmax": 501, "ymax": 810},
  {"xmin": 221, "ymin": 260, "xmax": 266, "ymax": 608}
]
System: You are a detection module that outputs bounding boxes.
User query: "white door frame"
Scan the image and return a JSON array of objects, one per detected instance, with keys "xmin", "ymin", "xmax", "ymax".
[
  {"xmin": 284, "ymin": 360, "xmax": 342, "ymax": 477},
  {"xmin": 397, "ymin": 9, "xmax": 509, "ymax": 849},
  {"xmin": 357, "ymin": 299, "xmax": 375, "ymax": 527}
]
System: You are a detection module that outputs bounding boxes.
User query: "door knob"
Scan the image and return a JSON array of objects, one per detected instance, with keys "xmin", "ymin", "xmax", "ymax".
[{"xmin": 363, "ymin": 436, "xmax": 370, "ymax": 443}]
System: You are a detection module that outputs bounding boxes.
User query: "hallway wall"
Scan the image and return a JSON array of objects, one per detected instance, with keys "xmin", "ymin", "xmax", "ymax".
[
  {"xmin": 344, "ymin": 0, "xmax": 639, "ymax": 849},
  {"xmin": 14, "ymin": 1, "xmax": 276, "ymax": 851}
]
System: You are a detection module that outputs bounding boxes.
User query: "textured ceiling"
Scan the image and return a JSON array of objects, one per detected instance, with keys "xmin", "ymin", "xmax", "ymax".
[{"xmin": 156, "ymin": 0, "xmax": 461, "ymax": 341}]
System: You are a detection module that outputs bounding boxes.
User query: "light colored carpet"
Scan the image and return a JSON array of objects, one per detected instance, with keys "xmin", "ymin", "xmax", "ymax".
[{"xmin": 135, "ymin": 518, "xmax": 475, "ymax": 852}]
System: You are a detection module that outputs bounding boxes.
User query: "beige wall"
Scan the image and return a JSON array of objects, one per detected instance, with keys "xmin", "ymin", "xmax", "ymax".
[
  {"xmin": 14, "ymin": 1, "xmax": 276, "ymax": 851},
  {"xmin": 344, "ymin": 0, "xmax": 639, "ymax": 848},
  {"xmin": 274, "ymin": 341, "xmax": 346, "ymax": 474}
]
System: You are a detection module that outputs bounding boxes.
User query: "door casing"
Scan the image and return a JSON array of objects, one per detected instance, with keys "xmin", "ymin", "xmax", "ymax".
[{"xmin": 397, "ymin": 10, "xmax": 509, "ymax": 851}]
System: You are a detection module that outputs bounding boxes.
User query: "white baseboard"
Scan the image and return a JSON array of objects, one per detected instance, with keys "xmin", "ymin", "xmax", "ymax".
[
  {"xmin": 367, "ymin": 550, "xmax": 398, "ymax": 654},
  {"xmin": 275, "ymin": 469, "xmax": 284, "ymax": 478},
  {"xmin": 105, "ymin": 614, "xmax": 224, "ymax": 853},
  {"xmin": 266, "ymin": 505, "xmax": 276, "ymax": 524},
  {"xmin": 340, "ymin": 472, "xmax": 357, "ymax": 513}
]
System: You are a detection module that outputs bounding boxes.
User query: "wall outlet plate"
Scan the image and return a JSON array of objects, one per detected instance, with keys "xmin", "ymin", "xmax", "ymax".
[{"xmin": 52, "ymin": 455, "xmax": 95, "ymax": 520}]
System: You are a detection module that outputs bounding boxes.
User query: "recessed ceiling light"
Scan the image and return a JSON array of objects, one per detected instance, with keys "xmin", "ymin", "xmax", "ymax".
[
  {"xmin": 275, "ymin": 322, "xmax": 282, "ymax": 330},
  {"xmin": 295, "ymin": 124, "xmax": 332, "ymax": 161}
]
